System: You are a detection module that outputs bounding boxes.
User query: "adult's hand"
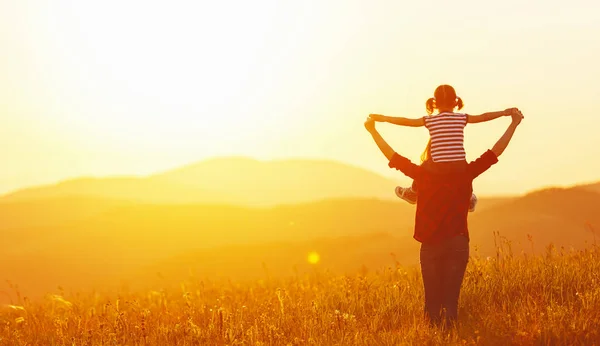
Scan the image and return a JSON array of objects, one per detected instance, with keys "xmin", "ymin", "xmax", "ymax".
[
  {"xmin": 491, "ymin": 109, "xmax": 523, "ymax": 157},
  {"xmin": 510, "ymin": 108, "xmax": 524, "ymax": 125},
  {"xmin": 365, "ymin": 116, "xmax": 395, "ymax": 160}
]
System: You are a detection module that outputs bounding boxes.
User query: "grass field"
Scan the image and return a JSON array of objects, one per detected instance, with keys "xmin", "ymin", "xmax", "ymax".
[{"xmin": 2, "ymin": 240, "xmax": 599, "ymax": 345}]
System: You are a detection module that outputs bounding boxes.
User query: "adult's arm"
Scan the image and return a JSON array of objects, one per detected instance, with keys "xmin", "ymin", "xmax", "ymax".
[
  {"xmin": 491, "ymin": 110, "xmax": 523, "ymax": 157},
  {"xmin": 364, "ymin": 118, "xmax": 395, "ymax": 160},
  {"xmin": 469, "ymin": 110, "xmax": 523, "ymax": 178},
  {"xmin": 364, "ymin": 117, "xmax": 419, "ymax": 178}
]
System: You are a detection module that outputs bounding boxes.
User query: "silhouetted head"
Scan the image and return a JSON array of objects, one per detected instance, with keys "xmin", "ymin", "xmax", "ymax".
[{"xmin": 425, "ymin": 85, "xmax": 464, "ymax": 115}]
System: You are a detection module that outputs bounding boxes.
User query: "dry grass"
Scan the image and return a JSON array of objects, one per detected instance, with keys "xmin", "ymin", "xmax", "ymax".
[{"xmin": 2, "ymin": 241, "xmax": 600, "ymax": 345}]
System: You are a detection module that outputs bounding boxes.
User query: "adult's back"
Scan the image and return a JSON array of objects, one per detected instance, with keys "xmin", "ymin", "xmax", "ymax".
[{"xmin": 388, "ymin": 149, "xmax": 497, "ymax": 243}]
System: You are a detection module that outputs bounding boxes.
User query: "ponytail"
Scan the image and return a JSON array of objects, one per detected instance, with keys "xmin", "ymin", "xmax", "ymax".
[
  {"xmin": 425, "ymin": 98, "xmax": 435, "ymax": 115},
  {"xmin": 456, "ymin": 97, "xmax": 464, "ymax": 110},
  {"xmin": 423, "ymin": 96, "xmax": 436, "ymax": 162},
  {"xmin": 420, "ymin": 139, "xmax": 431, "ymax": 163}
]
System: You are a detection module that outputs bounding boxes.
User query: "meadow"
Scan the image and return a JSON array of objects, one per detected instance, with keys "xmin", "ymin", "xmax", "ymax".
[{"xmin": 2, "ymin": 238, "xmax": 599, "ymax": 346}]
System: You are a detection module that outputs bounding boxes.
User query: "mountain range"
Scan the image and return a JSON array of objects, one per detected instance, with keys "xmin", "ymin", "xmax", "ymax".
[
  {"xmin": 1, "ymin": 157, "xmax": 403, "ymax": 206},
  {"xmin": 1, "ymin": 157, "xmax": 598, "ymax": 302}
]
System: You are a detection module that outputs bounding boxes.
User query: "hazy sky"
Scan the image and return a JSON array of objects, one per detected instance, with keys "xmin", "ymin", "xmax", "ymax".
[{"xmin": 1, "ymin": 0, "xmax": 599, "ymax": 196}]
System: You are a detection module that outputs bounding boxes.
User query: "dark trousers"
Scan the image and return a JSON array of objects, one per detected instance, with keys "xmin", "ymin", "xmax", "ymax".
[{"xmin": 419, "ymin": 235, "xmax": 469, "ymax": 327}]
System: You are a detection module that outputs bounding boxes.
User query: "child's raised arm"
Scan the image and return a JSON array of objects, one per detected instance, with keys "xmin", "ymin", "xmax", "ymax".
[
  {"xmin": 468, "ymin": 108, "xmax": 515, "ymax": 124},
  {"xmin": 369, "ymin": 114, "xmax": 425, "ymax": 127}
]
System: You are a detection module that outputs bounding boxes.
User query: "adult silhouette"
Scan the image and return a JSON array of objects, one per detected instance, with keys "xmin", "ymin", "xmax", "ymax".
[{"xmin": 364, "ymin": 109, "xmax": 523, "ymax": 326}]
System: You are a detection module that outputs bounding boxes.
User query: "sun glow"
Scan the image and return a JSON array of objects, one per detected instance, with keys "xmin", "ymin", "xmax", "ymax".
[
  {"xmin": 308, "ymin": 251, "xmax": 320, "ymax": 265},
  {"xmin": 24, "ymin": 1, "xmax": 328, "ymax": 160},
  {"xmin": 2, "ymin": 0, "xmax": 600, "ymax": 195}
]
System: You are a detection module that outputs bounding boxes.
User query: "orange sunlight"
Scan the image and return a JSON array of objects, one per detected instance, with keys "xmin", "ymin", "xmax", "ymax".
[{"xmin": 1, "ymin": 0, "xmax": 600, "ymax": 343}]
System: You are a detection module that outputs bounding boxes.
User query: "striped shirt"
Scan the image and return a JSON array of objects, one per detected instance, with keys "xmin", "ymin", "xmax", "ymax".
[{"xmin": 424, "ymin": 112, "xmax": 468, "ymax": 163}]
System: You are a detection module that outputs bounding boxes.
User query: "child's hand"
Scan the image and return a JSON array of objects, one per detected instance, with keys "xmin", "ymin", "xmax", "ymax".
[
  {"xmin": 504, "ymin": 108, "xmax": 518, "ymax": 116},
  {"xmin": 369, "ymin": 114, "xmax": 386, "ymax": 122},
  {"xmin": 364, "ymin": 117, "xmax": 377, "ymax": 132}
]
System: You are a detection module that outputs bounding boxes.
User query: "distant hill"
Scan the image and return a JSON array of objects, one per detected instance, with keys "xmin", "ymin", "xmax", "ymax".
[
  {"xmin": 0, "ymin": 177, "xmax": 234, "ymax": 204},
  {"xmin": 469, "ymin": 187, "xmax": 600, "ymax": 255},
  {"xmin": 0, "ymin": 198, "xmax": 415, "ymax": 258},
  {"xmin": 112, "ymin": 186, "xmax": 600, "ymax": 290},
  {"xmin": 0, "ymin": 157, "xmax": 403, "ymax": 206},
  {"xmin": 574, "ymin": 181, "xmax": 600, "ymax": 194},
  {"xmin": 2, "ymin": 176, "xmax": 600, "ymax": 300},
  {"xmin": 0, "ymin": 196, "xmax": 131, "ymax": 230},
  {"xmin": 0, "ymin": 198, "xmax": 416, "ymax": 299},
  {"xmin": 152, "ymin": 157, "xmax": 404, "ymax": 205},
  {"xmin": 472, "ymin": 196, "xmax": 514, "ymax": 212}
]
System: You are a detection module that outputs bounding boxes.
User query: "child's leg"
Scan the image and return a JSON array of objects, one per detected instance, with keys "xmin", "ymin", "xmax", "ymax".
[
  {"xmin": 395, "ymin": 159, "xmax": 434, "ymax": 205},
  {"xmin": 395, "ymin": 178, "xmax": 418, "ymax": 205},
  {"xmin": 395, "ymin": 185, "xmax": 417, "ymax": 204}
]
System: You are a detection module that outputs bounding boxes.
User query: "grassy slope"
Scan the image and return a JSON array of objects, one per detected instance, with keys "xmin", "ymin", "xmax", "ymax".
[{"xmin": 1, "ymin": 245, "xmax": 598, "ymax": 345}]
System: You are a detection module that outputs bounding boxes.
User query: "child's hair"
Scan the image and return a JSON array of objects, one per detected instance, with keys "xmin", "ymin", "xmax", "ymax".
[
  {"xmin": 421, "ymin": 85, "xmax": 465, "ymax": 163},
  {"xmin": 425, "ymin": 84, "xmax": 464, "ymax": 115}
]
